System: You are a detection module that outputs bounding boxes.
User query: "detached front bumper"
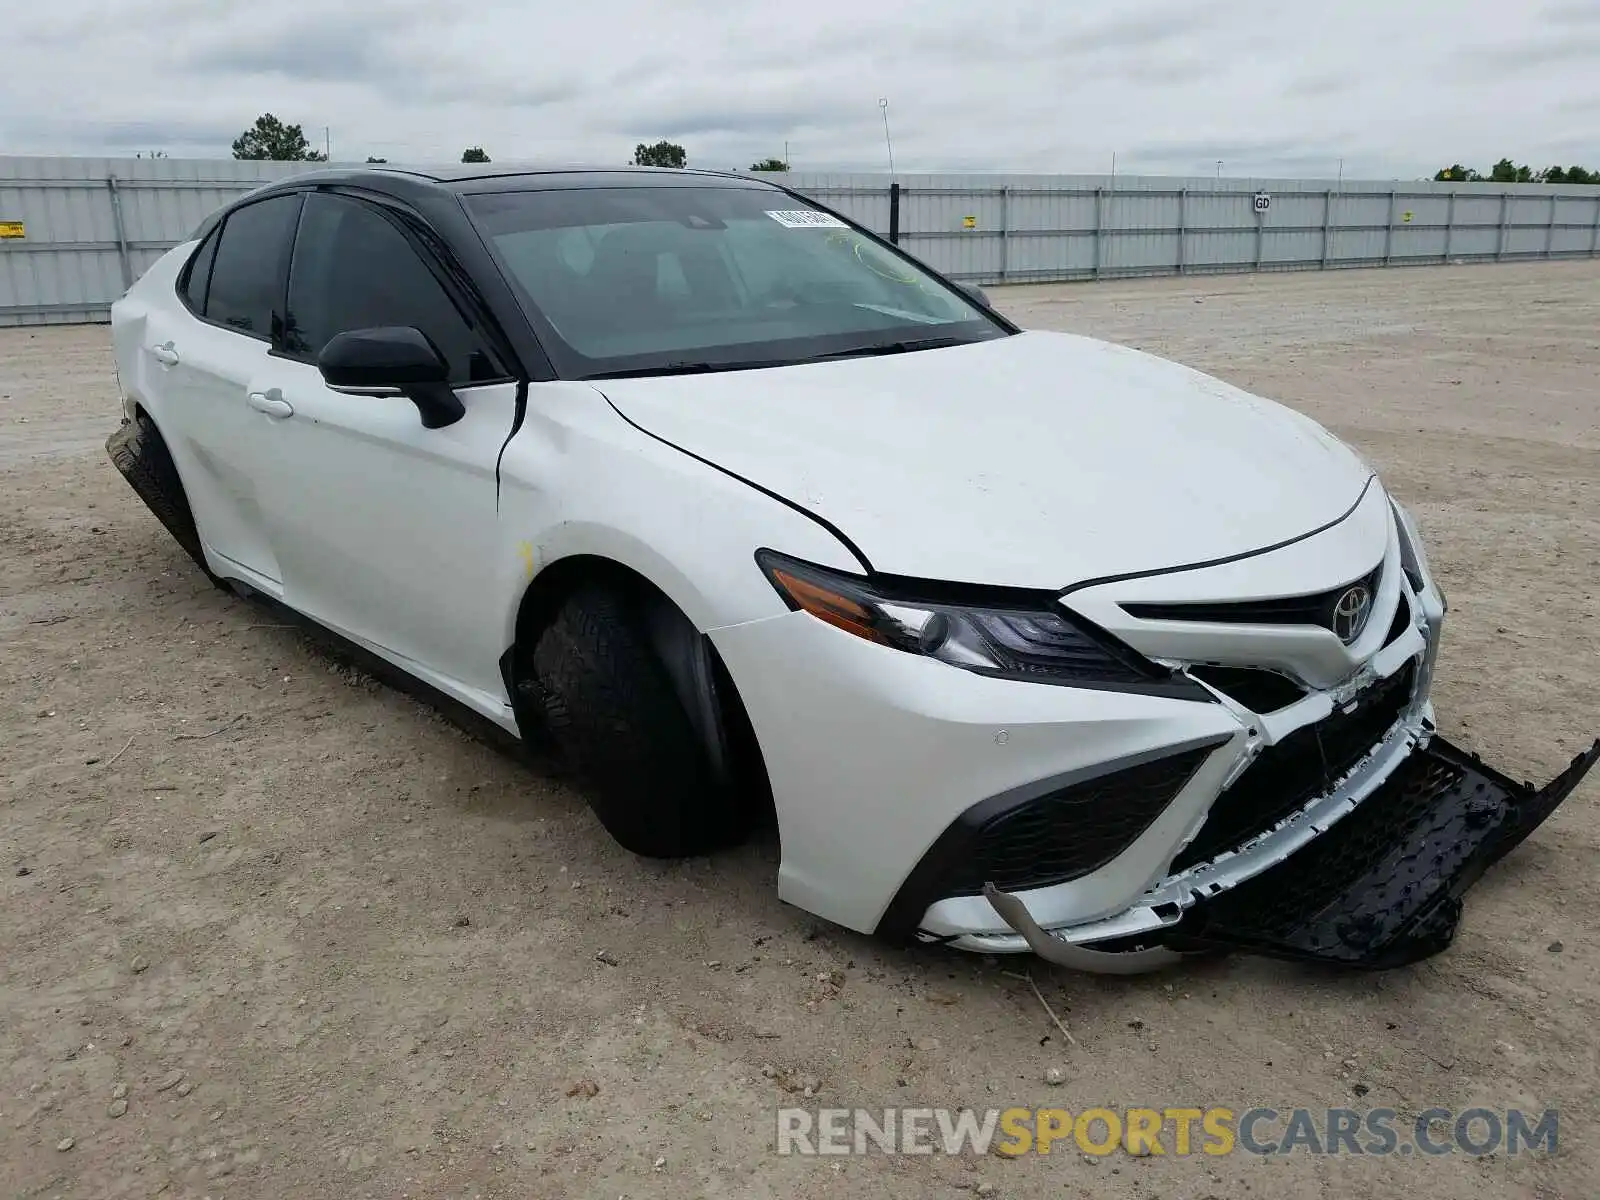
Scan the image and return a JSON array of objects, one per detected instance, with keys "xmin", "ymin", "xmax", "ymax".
[
  {"xmin": 988, "ymin": 735, "xmax": 1599, "ymax": 970},
  {"xmin": 714, "ymin": 494, "xmax": 1593, "ymax": 972}
]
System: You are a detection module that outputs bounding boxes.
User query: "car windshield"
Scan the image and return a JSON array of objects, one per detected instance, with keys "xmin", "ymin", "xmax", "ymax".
[{"xmin": 465, "ymin": 184, "xmax": 1007, "ymax": 378}]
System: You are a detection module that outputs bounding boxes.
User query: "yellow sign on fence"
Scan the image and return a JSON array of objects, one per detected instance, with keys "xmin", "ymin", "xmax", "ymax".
[
  {"xmin": 962, "ymin": 215, "xmax": 977, "ymax": 229},
  {"xmin": 0, "ymin": 221, "xmax": 25, "ymax": 239}
]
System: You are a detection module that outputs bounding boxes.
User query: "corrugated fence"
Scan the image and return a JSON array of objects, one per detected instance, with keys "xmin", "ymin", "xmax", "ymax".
[{"xmin": 4, "ymin": 156, "xmax": 1599, "ymax": 326}]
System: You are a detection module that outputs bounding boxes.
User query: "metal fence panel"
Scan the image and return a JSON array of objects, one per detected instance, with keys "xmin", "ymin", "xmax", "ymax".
[
  {"xmin": 794, "ymin": 184, "xmax": 889, "ymax": 235},
  {"xmin": 3, "ymin": 157, "xmax": 1599, "ymax": 325},
  {"xmin": 0, "ymin": 155, "xmax": 324, "ymax": 326}
]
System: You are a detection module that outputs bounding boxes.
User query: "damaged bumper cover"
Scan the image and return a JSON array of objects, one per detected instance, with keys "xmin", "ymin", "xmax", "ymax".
[{"xmin": 986, "ymin": 735, "xmax": 1599, "ymax": 970}]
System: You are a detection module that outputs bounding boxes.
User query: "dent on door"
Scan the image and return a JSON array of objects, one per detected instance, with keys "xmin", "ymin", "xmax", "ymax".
[{"xmin": 143, "ymin": 321, "xmax": 285, "ymax": 590}]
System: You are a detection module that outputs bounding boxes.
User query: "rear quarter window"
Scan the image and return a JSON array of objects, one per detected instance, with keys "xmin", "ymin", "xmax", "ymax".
[{"xmin": 178, "ymin": 227, "xmax": 220, "ymax": 314}]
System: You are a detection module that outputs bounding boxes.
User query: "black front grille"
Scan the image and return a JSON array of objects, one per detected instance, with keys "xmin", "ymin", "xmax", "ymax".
[
  {"xmin": 1189, "ymin": 665, "xmax": 1305, "ymax": 712},
  {"xmin": 942, "ymin": 746, "xmax": 1215, "ymax": 897},
  {"xmin": 1169, "ymin": 658, "xmax": 1417, "ymax": 872},
  {"xmin": 1123, "ymin": 565, "xmax": 1382, "ymax": 638}
]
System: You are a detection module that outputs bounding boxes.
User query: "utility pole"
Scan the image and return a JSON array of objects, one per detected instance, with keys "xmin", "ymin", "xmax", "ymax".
[
  {"xmin": 878, "ymin": 98, "xmax": 895, "ymax": 177},
  {"xmin": 325, "ymin": 126, "xmax": 331, "ymax": 159}
]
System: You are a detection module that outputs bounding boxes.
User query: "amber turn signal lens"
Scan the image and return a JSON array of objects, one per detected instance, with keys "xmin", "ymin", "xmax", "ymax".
[{"xmin": 770, "ymin": 568, "xmax": 888, "ymax": 644}]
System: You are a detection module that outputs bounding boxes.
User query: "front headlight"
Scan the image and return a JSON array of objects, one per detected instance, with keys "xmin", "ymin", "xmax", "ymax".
[{"xmin": 756, "ymin": 549, "xmax": 1201, "ymax": 694}]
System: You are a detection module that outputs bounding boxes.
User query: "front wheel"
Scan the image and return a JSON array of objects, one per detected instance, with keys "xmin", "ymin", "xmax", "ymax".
[{"xmin": 531, "ymin": 585, "xmax": 752, "ymax": 857}]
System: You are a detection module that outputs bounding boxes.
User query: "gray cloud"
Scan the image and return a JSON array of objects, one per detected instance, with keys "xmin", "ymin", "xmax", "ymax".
[
  {"xmin": 0, "ymin": 0, "xmax": 1593, "ymax": 177},
  {"xmin": 1543, "ymin": 0, "xmax": 1600, "ymax": 25},
  {"xmin": 1478, "ymin": 31, "xmax": 1600, "ymax": 67},
  {"xmin": 189, "ymin": 26, "xmax": 391, "ymax": 85},
  {"xmin": 1284, "ymin": 70, "xmax": 1354, "ymax": 99},
  {"xmin": 2, "ymin": 114, "xmax": 245, "ymax": 154},
  {"xmin": 636, "ymin": 107, "xmax": 872, "ymax": 140},
  {"xmin": 170, "ymin": 8, "xmax": 597, "ymax": 118},
  {"xmin": 1540, "ymin": 130, "xmax": 1600, "ymax": 154},
  {"xmin": 1057, "ymin": 4, "xmax": 1225, "ymax": 54},
  {"xmin": 897, "ymin": 3, "xmax": 1220, "ymax": 68}
]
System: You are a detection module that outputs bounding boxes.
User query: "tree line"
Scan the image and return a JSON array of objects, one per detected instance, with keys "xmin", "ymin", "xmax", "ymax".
[
  {"xmin": 228, "ymin": 114, "xmax": 798, "ymax": 173},
  {"xmin": 220, "ymin": 118, "xmax": 1600, "ymax": 185},
  {"xmin": 1434, "ymin": 158, "xmax": 1598, "ymax": 184},
  {"xmin": 627, "ymin": 143, "xmax": 790, "ymax": 171}
]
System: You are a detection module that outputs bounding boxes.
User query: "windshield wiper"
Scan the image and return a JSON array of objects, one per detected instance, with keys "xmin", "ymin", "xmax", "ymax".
[
  {"xmin": 809, "ymin": 335, "xmax": 976, "ymax": 362},
  {"xmin": 582, "ymin": 335, "xmax": 981, "ymax": 379},
  {"xmin": 583, "ymin": 359, "xmax": 789, "ymax": 380}
]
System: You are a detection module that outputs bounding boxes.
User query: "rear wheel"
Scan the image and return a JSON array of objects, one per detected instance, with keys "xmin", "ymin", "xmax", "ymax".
[
  {"xmin": 106, "ymin": 412, "xmax": 225, "ymax": 589},
  {"xmin": 531, "ymin": 584, "xmax": 752, "ymax": 857}
]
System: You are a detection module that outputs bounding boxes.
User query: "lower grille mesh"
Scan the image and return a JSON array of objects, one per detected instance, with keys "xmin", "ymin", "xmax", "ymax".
[
  {"xmin": 944, "ymin": 746, "xmax": 1215, "ymax": 896},
  {"xmin": 1170, "ymin": 659, "xmax": 1417, "ymax": 872}
]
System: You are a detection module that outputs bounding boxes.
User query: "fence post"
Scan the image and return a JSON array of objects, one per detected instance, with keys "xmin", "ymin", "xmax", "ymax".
[
  {"xmin": 1496, "ymin": 192, "xmax": 1510, "ymax": 259},
  {"xmin": 1092, "ymin": 186, "xmax": 1103, "ymax": 279},
  {"xmin": 1253, "ymin": 195, "xmax": 1264, "ymax": 269},
  {"xmin": 1321, "ymin": 189, "xmax": 1333, "ymax": 269},
  {"xmin": 1443, "ymin": 191, "xmax": 1455, "ymax": 261},
  {"xmin": 1383, "ymin": 190, "xmax": 1397, "ymax": 265},
  {"xmin": 888, "ymin": 181, "xmax": 900, "ymax": 245},
  {"xmin": 1544, "ymin": 193, "xmax": 1557, "ymax": 258},
  {"xmin": 1591, "ymin": 196, "xmax": 1600, "ymax": 257},
  {"xmin": 105, "ymin": 174, "xmax": 134, "ymax": 292},
  {"xmin": 1176, "ymin": 187, "xmax": 1187, "ymax": 275},
  {"xmin": 998, "ymin": 185, "xmax": 1009, "ymax": 283}
]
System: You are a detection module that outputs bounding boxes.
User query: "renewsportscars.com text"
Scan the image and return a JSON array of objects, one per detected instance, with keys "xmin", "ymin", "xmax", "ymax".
[{"xmin": 776, "ymin": 1106, "xmax": 1558, "ymax": 1158}]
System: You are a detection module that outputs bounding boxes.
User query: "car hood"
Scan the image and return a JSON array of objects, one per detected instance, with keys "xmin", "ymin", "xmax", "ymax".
[{"xmin": 595, "ymin": 330, "xmax": 1374, "ymax": 590}]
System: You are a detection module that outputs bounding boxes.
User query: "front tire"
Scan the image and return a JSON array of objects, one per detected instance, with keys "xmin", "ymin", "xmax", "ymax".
[{"xmin": 531, "ymin": 585, "xmax": 751, "ymax": 857}]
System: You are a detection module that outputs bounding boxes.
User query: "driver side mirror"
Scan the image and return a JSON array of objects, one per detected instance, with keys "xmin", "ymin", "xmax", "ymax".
[
  {"xmin": 317, "ymin": 326, "xmax": 465, "ymax": 429},
  {"xmin": 955, "ymin": 281, "xmax": 992, "ymax": 309}
]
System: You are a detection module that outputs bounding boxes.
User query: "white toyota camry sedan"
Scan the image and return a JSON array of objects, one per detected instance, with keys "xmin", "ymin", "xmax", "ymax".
[{"xmin": 107, "ymin": 165, "xmax": 1596, "ymax": 972}]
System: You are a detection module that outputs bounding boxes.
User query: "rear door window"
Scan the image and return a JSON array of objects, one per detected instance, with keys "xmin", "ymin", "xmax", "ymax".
[{"xmin": 204, "ymin": 194, "xmax": 302, "ymax": 339}]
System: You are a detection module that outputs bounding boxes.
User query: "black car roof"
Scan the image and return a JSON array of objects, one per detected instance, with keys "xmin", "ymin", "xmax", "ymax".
[{"xmin": 201, "ymin": 163, "xmax": 794, "ymax": 248}]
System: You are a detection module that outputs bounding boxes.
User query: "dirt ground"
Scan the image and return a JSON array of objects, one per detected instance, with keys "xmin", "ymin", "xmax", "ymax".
[{"xmin": 2, "ymin": 259, "xmax": 1597, "ymax": 1199}]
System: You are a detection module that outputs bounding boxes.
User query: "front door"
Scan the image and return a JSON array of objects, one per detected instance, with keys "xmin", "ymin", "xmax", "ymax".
[{"xmin": 247, "ymin": 191, "xmax": 520, "ymax": 714}]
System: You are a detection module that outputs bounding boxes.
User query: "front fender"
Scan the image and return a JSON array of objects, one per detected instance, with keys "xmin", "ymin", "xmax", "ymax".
[{"xmin": 492, "ymin": 381, "xmax": 862, "ymax": 652}]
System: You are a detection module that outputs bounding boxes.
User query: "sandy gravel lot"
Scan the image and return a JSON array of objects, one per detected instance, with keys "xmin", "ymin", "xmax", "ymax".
[{"xmin": 2, "ymin": 260, "xmax": 1597, "ymax": 1199}]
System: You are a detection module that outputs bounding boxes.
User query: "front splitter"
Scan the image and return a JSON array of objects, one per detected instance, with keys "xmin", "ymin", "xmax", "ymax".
[{"xmin": 988, "ymin": 735, "xmax": 1598, "ymax": 971}]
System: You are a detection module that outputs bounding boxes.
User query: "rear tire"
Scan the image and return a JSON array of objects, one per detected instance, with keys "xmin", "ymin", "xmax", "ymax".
[
  {"xmin": 531, "ymin": 585, "xmax": 751, "ymax": 857},
  {"xmin": 106, "ymin": 413, "xmax": 225, "ymax": 589}
]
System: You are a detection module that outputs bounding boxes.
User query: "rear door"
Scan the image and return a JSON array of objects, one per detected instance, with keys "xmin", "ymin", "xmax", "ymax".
[
  {"xmin": 246, "ymin": 190, "xmax": 520, "ymax": 712},
  {"xmin": 152, "ymin": 193, "xmax": 303, "ymax": 592}
]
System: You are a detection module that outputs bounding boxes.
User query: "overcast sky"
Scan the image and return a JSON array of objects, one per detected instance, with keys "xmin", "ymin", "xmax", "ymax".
[{"xmin": 0, "ymin": 0, "xmax": 1594, "ymax": 178}]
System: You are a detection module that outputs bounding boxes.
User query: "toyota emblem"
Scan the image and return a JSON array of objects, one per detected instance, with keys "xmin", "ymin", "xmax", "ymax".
[{"xmin": 1332, "ymin": 585, "xmax": 1373, "ymax": 643}]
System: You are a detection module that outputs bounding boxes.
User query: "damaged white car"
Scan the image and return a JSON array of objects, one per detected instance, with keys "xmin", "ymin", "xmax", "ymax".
[{"xmin": 107, "ymin": 165, "xmax": 1597, "ymax": 972}]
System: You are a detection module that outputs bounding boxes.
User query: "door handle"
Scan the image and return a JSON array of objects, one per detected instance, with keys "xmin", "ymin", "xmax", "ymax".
[
  {"xmin": 246, "ymin": 389, "xmax": 294, "ymax": 419},
  {"xmin": 151, "ymin": 341, "xmax": 180, "ymax": 367}
]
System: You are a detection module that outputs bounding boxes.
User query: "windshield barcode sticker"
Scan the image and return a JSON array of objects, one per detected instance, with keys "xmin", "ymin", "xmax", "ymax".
[{"xmin": 766, "ymin": 210, "xmax": 848, "ymax": 229}]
